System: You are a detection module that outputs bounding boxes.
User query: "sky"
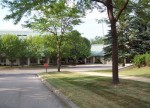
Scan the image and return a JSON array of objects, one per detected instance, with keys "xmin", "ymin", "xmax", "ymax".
[{"xmin": 0, "ymin": 7, "xmax": 110, "ymax": 40}]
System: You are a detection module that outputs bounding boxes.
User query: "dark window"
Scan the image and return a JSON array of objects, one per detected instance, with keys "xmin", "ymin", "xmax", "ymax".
[{"xmin": 1, "ymin": 59, "xmax": 6, "ymax": 63}]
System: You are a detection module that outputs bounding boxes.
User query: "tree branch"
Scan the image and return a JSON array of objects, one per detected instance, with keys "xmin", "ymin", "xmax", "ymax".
[{"xmin": 115, "ymin": 0, "xmax": 129, "ymax": 21}]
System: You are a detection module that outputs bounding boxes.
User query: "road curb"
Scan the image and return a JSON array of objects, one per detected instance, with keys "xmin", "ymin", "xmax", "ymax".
[{"xmin": 36, "ymin": 74, "xmax": 79, "ymax": 108}]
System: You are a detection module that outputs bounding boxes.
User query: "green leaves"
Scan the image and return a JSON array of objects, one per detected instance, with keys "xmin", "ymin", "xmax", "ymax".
[
  {"xmin": 42, "ymin": 35, "xmax": 57, "ymax": 57},
  {"xmin": 1, "ymin": 34, "xmax": 21, "ymax": 62},
  {"xmin": 104, "ymin": 0, "xmax": 150, "ymax": 62},
  {"xmin": 26, "ymin": 35, "xmax": 44, "ymax": 58},
  {"xmin": 2, "ymin": 0, "xmax": 56, "ymax": 24},
  {"xmin": 63, "ymin": 30, "xmax": 91, "ymax": 59}
]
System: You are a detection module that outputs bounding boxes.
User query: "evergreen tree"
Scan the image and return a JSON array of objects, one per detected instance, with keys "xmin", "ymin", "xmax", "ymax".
[{"xmin": 104, "ymin": 0, "xmax": 150, "ymax": 66}]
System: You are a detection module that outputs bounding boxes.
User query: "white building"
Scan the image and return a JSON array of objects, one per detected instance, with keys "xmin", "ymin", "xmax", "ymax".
[{"xmin": 0, "ymin": 30, "xmax": 40, "ymax": 37}]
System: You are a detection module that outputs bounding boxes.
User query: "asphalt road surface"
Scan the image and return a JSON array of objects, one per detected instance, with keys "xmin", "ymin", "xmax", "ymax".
[
  {"xmin": 0, "ymin": 64, "xmax": 113, "ymax": 74},
  {"xmin": 0, "ymin": 64, "xmax": 131, "ymax": 108},
  {"xmin": 0, "ymin": 73, "xmax": 65, "ymax": 108}
]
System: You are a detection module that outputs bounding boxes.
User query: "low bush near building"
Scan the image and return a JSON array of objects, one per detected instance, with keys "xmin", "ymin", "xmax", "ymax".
[
  {"xmin": 133, "ymin": 53, "xmax": 150, "ymax": 68},
  {"xmin": 145, "ymin": 53, "xmax": 150, "ymax": 67}
]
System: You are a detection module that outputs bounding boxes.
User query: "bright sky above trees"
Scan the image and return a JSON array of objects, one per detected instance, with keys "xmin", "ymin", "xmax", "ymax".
[{"xmin": 0, "ymin": 7, "xmax": 109, "ymax": 39}]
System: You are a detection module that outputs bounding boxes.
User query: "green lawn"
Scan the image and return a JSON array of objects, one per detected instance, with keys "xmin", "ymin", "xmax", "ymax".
[
  {"xmin": 93, "ymin": 67, "xmax": 150, "ymax": 78},
  {"xmin": 120, "ymin": 67, "xmax": 150, "ymax": 78},
  {"xmin": 40, "ymin": 72, "xmax": 150, "ymax": 108},
  {"xmin": 93, "ymin": 69, "xmax": 112, "ymax": 73}
]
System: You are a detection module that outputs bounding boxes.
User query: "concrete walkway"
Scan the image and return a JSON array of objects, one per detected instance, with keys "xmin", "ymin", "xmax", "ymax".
[{"xmin": 77, "ymin": 72, "xmax": 150, "ymax": 83}]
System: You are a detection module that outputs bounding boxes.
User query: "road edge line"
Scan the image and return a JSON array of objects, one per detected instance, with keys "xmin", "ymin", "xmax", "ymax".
[{"xmin": 36, "ymin": 74, "xmax": 79, "ymax": 108}]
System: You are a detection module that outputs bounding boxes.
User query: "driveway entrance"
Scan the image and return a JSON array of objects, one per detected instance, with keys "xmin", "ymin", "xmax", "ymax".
[{"xmin": 0, "ymin": 73, "xmax": 65, "ymax": 108}]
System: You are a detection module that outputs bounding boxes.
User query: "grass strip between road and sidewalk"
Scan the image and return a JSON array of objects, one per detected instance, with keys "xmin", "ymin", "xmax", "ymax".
[
  {"xmin": 93, "ymin": 67, "xmax": 150, "ymax": 78},
  {"xmin": 39, "ymin": 71, "xmax": 150, "ymax": 108}
]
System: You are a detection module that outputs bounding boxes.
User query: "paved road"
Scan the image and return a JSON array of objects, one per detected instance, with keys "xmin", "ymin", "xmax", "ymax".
[
  {"xmin": 0, "ymin": 64, "xmax": 132, "ymax": 74},
  {"xmin": 0, "ymin": 64, "xmax": 114, "ymax": 74},
  {"xmin": 0, "ymin": 73, "xmax": 65, "ymax": 108},
  {"xmin": 0, "ymin": 64, "xmax": 132, "ymax": 108}
]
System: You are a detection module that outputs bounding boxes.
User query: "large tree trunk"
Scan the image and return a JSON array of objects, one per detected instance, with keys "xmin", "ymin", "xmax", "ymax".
[
  {"xmin": 111, "ymin": 21, "xmax": 119, "ymax": 84},
  {"xmin": 57, "ymin": 42, "xmax": 61, "ymax": 72},
  {"xmin": 92, "ymin": 0, "xmax": 129, "ymax": 84},
  {"xmin": 107, "ymin": 0, "xmax": 119, "ymax": 84}
]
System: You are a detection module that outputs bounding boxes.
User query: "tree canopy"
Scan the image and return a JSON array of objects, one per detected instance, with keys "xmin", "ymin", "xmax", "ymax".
[
  {"xmin": 0, "ymin": 33, "xmax": 91, "ymax": 66},
  {"xmin": 104, "ymin": 0, "xmax": 150, "ymax": 67},
  {"xmin": 65, "ymin": 30, "xmax": 91, "ymax": 60},
  {"xmin": 1, "ymin": 34, "xmax": 22, "ymax": 65},
  {"xmin": 26, "ymin": 36, "xmax": 44, "ymax": 58}
]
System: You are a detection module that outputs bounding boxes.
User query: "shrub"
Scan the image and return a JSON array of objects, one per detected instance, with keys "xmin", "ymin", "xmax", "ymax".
[
  {"xmin": 145, "ymin": 53, "xmax": 150, "ymax": 66},
  {"xmin": 133, "ymin": 53, "xmax": 150, "ymax": 68},
  {"xmin": 133, "ymin": 54, "xmax": 145, "ymax": 68},
  {"xmin": 133, "ymin": 55, "xmax": 140, "ymax": 68}
]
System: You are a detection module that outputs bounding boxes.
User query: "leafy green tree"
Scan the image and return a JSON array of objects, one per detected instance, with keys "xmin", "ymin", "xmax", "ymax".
[
  {"xmin": 19, "ymin": 38, "xmax": 30, "ymax": 66},
  {"xmin": 64, "ymin": 30, "xmax": 91, "ymax": 64},
  {"xmin": 82, "ymin": 37, "xmax": 91, "ymax": 57},
  {"xmin": 25, "ymin": 2, "xmax": 81, "ymax": 71},
  {"xmin": 1, "ymin": 34, "xmax": 21, "ymax": 66},
  {"xmin": 26, "ymin": 36, "xmax": 44, "ymax": 58},
  {"xmin": 43, "ymin": 35, "xmax": 57, "ymax": 64}
]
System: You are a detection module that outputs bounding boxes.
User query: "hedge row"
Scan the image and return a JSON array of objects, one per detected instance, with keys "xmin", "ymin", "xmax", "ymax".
[{"xmin": 133, "ymin": 53, "xmax": 150, "ymax": 68}]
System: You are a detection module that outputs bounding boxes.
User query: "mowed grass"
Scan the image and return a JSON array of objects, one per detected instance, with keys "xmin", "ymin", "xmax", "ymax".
[
  {"xmin": 93, "ymin": 67, "xmax": 150, "ymax": 78},
  {"xmin": 120, "ymin": 67, "xmax": 150, "ymax": 78},
  {"xmin": 40, "ymin": 72, "xmax": 150, "ymax": 108}
]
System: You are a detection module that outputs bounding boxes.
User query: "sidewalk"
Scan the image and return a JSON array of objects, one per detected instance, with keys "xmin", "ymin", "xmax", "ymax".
[{"xmin": 77, "ymin": 72, "xmax": 150, "ymax": 83}]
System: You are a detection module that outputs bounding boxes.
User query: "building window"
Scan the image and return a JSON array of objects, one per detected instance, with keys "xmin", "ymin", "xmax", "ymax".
[
  {"xmin": 1, "ymin": 59, "xmax": 6, "ymax": 63},
  {"xmin": 30, "ymin": 58, "xmax": 37, "ymax": 63},
  {"xmin": 13, "ymin": 60, "xmax": 16, "ymax": 63}
]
